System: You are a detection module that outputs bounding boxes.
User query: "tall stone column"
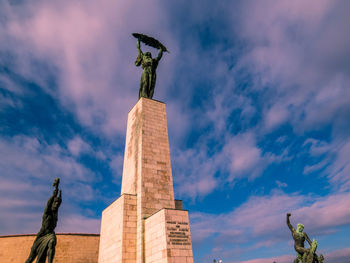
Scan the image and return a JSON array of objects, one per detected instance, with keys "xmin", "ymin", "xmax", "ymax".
[{"xmin": 99, "ymin": 98, "xmax": 193, "ymax": 263}]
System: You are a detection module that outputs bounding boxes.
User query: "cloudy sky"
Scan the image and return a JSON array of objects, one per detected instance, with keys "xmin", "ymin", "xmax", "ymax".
[{"xmin": 1, "ymin": 0, "xmax": 350, "ymax": 262}]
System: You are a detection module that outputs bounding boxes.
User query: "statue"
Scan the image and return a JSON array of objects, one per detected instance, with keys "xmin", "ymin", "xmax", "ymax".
[
  {"xmin": 25, "ymin": 178, "xmax": 62, "ymax": 263},
  {"xmin": 132, "ymin": 33, "xmax": 168, "ymax": 99},
  {"xmin": 286, "ymin": 213, "xmax": 324, "ymax": 263}
]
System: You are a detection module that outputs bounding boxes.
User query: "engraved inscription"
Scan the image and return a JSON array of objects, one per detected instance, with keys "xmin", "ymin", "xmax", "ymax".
[{"xmin": 166, "ymin": 221, "xmax": 191, "ymax": 246}]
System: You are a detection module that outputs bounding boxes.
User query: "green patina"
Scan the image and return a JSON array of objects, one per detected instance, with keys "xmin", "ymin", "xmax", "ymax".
[{"xmin": 134, "ymin": 36, "xmax": 166, "ymax": 100}]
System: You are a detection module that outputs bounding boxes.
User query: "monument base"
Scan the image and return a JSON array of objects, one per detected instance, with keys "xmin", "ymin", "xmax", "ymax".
[{"xmin": 98, "ymin": 98, "xmax": 194, "ymax": 263}]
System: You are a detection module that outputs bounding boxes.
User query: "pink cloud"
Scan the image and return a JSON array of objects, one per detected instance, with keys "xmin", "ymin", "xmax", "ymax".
[
  {"xmin": 0, "ymin": 135, "xmax": 102, "ymax": 234},
  {"xmin": 0, "ymin": 136, "xmax": 95, "ymax": 182},
  {"xmin": 223, "ymin": 132, "xmax": 285, "ymax": 182},
  {"xmin": 230, "ymin": 247, "xmax": 350, "ymax": 263},
  {"xmin": 231, "ymin": 254, "xmax": 293, "ymax": 263},
  {"xmin": 326, "ymin": 247, "xmax": 350, "ymax": 263},
  {"xmin": 264, "ymin": 104, "xmax": 289, "ymax": 131},
  {"xmin": 327, "ymin": 140, "xmax": 350, "ymax": 192},
  {"xmin": 109, "ymin": 153, "xmax": 123, "ymax": 182},
  {"xmin": 173, "ymin": 130, "xmax": 288, "ymax": 199},
  {"xmin": 231, "ymin": 0, "xmax": 350, "ymax": 135},
  {"xmin": 302, "ymin": 137, "xmax": 350, "ymax": 192},
  {"xmin": 3, "ymin": 0, "xmax": 177, "ymax": 136},
  {"xmin": 237, "ymin": 0, "xmax": 333, "ymax": 84},
  {"xmin": 57, "ymin": 214, "xmax": 100, "ymax": 234},
  {"xmin": 294, "ymin": 192, "xmax": 350, "ymax": 231},
  {"xmin": 191, "ymin": 191, "xmax": 350, "ymax": 246},
  {"xmin": 68, "ymin": 136, "xmax": 91, "ymax": 156},
  {"xmin": 173, "ymin": 147, "xmax": 219, "ymax": 199},
  {"xmin": 224, "ymin": 132, "xmax": 263, "ymax": 178}
]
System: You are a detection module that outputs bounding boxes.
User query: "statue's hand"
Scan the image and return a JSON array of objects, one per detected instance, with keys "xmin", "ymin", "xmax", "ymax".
[
  {"xmin": 137, "ymin": 39, "xmax": 140, "ymax": 48},
  {"xmin": 52, "ymin": 178, "xmax": 60, "ymax": 188},
  {"xmin": 287, "ymin": 213, "xmax": 291, "ymax": 217}
]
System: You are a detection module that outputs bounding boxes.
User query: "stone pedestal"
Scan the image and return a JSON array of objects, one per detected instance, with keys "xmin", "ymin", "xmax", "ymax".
[
  {"xmin": 99, "ymin": 98, "xmax": 194, "ymax": 263},
  {"xmin": 145, "ymin": 209, "xmax": 193, "ymax": 263}
]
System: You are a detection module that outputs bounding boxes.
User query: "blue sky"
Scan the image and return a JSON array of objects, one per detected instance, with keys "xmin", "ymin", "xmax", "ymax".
[{"xmin": 1, "ymin": 0, "xmax": 350, "ymax": 262}]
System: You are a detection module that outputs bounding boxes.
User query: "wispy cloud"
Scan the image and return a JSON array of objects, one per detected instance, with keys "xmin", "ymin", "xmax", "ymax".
[
  {"xmin": 0, "ymin": 135, "xmax": 101, "ymax": 234},
  {"xmin": 302, "ymin": 137, "xmax": 350, "ymax": 192},
  {"xmin": 231, "ymin": 254, "xmax": 294, "ymax": 263},
  {"xmin": 1, "ymin": 0, "xmax": 176, "ymax": 136},
  {"xmin": 234, "ymin": 0, "xmax": 350, "ymax": 135},
  {"xmin": 230, "ymin": 247, "xmax": 350, "ymax": 263},
  {"xmin": 326, "ymin": 140, "xmax": 350, "ymax": 192},
  {"xmin": 68, "ymin": 136, "xmax": 89, "ymax": 156},
  {"xmin": 57, "ymin": 214, "xmax": 100, "ymax": 234},
  {"xmin": 191, "ymin": 191, "xmax": 350, "ymax": 260},
  {"xmin": 173, "ymin": 130, "xmax": 287, "ymax": 199},
  {"xmin": 1, "ymin": 0, "xmax": 350, "ymax": 261},
  {"xmin": 0, "ymin": 135, "xmax": 95, "ymax": 181},
  {"xmin": 173, "ymin": 147, "xmax": 219, "ymax": 199}
]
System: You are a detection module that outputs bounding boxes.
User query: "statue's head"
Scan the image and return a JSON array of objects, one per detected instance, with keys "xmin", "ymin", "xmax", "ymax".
[
  {"xmin": 297, "ymin": 223, "xmax": 304, "ymax": 233},
  {"xmin": 145, "ymin": 52, "xmax": 152, "ymax": 58},
  {"xmin": 52, "ymin": 197, "xmax": 62, "ymax": 212}
]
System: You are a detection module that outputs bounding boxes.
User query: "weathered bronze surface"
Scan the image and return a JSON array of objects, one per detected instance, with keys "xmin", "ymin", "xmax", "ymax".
[
  {"xmin": 133, "ymin": 33, "xmax": 167, "ymax": 99},
  {"xmin": 287, "ymin": 213, "xmax": 324, "ymax": 263},
  {"xmin": 25, "ymin": 178, "xmax": 62, "ymax": 263}
]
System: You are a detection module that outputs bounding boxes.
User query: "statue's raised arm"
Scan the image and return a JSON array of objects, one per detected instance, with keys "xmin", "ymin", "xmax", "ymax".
[
  {"xmin": 286, "ymin": 213, "xmax": 295, "ymax": 233},
  {"xmin": 43, "ymin": 178, "xmax": 60, "ymax": 216},
  {"xmin": 135, "ymin": 39, "xmax": 143, "ymax": 67},
  {"xmin": 304, "ymin": 232, "xmax": 313, "ymax": 246},
  {"xmin": 155, "ymin": 47, "xmax": 163, "ymax": 62},
  {"xmin": 136, "ymin": 39, "xmax": 142, "ymax": 55}
]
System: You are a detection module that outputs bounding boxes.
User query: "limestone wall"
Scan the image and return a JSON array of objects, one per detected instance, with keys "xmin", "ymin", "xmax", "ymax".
[
  {"xmin": 98, "ymin": 194, "xmax": 137, "ymax": 263},
  {"xmin": 0, "ymin": 233, "xmax": 99, "ymax": 263}
]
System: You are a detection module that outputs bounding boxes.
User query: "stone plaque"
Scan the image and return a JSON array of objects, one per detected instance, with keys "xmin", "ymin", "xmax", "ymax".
[{"xmin": 166, "ymin": 221, "xmax": 191, "ymax": 246}]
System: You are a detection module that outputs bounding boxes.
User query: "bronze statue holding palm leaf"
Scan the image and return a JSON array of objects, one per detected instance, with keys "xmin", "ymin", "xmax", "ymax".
[{"xmin": 132, "ymin": 33, "xmax": 169, "ymax": 99}]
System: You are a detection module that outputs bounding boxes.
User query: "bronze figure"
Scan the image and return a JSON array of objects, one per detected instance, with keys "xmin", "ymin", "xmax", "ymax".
[{"xmin": 25, "ymin": 178, "xmax": 62, "ymax": 263}]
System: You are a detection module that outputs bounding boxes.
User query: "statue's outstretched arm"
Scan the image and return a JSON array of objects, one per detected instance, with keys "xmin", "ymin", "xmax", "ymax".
[
  {"xmin": 43, "ymin": 188, "xmax": 58, "ymax": 216},
  {"xmin": 58, "ymin": 190, "xmax": 62, "ymax": 206},
  {"xmin": 135, "ymin": 39, "xmax": 143, "ymax": 67},
  {"xmin": 304, "ymin": 233, "xmax": 312, "ymax": 246},
  {"xmin": 156, "ymin": 48, "xmax": 163, "ymax": 62},
  {"xmin": 286, "ymin": 213, "xmax": 295, "ymax": 232},
  {"xmin": 137, "ymin": 39, "xmax": 143, "ymax": 56}
]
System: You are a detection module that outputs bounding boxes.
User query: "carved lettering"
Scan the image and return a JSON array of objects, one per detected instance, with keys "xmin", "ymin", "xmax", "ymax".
[{"xmin": 166, "ymin": 220, "xmax": 191, "ymax": 247}]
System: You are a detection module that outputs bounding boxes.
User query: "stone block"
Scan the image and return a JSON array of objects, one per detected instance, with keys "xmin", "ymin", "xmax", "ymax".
[
  {"xmin": 144, "ymin": 209, "xmax": 194, "ymax": 263},
  {"xmin": 98, "ymin": 194, "xmax": 137, "ymax": 263}
]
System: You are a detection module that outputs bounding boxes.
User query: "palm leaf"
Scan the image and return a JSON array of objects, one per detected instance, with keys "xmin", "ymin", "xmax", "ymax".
[{"xmin": 132, "ymin": 33, "xmax": 169, "ymax": 53}]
